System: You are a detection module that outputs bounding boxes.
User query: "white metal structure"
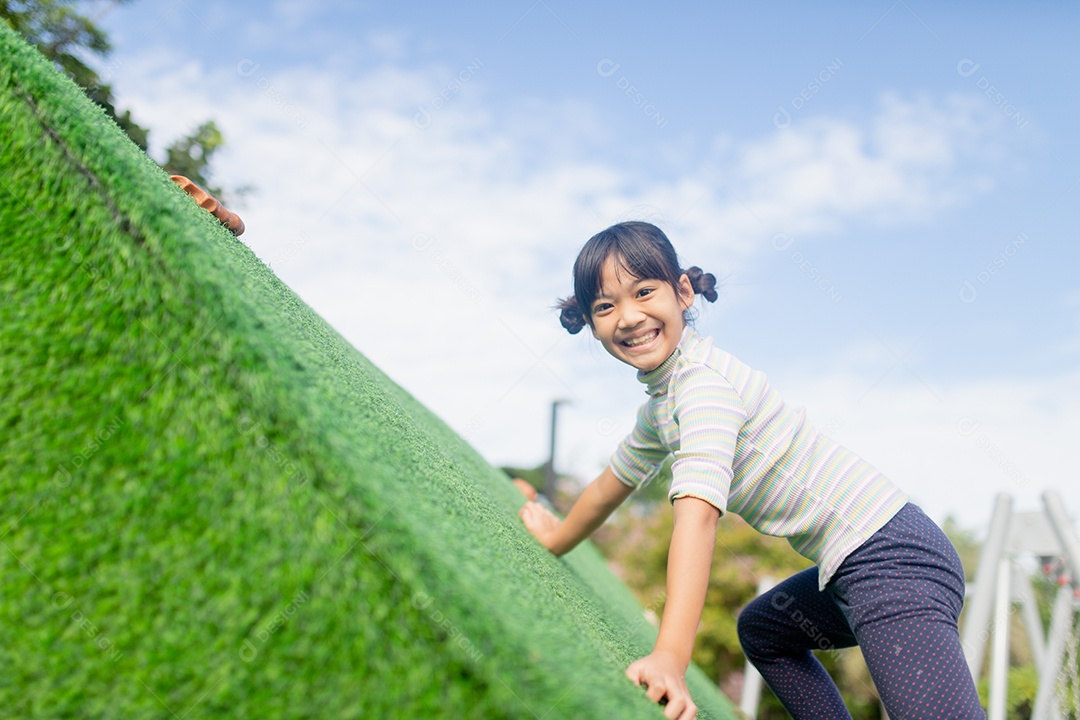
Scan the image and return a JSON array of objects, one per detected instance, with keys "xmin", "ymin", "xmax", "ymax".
[
  {"xmin": 962, "ymin": 490, "xmax": 1080, "ymax": 720},
  {"xmin": 739, "ymin": 577, "xmax": 775, "ymax": 718}
]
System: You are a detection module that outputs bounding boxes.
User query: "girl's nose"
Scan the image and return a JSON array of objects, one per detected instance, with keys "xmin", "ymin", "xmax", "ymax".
[{"xmin": 618, "ymin": 304, "xmax": 645, "ymax": 328}]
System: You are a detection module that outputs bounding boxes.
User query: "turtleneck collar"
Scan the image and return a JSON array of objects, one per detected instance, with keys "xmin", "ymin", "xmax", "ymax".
[{"xmin": 637, "ymin": 325, "xmax": 696, "ymax": 396}]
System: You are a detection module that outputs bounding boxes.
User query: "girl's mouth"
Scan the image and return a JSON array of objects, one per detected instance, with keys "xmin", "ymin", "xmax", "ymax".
[{"xmin": 621, "ymin": 329, "xmax": 660, "ymax": 348}]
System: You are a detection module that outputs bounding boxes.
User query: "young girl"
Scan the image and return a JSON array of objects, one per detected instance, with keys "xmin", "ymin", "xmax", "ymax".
[{"xmin": 518, "ymin": 222, "xmax": 984, "ymax": 720}]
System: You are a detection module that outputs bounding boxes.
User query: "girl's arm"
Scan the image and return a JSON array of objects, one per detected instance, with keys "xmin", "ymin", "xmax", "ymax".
[
  {"xmin": 518, "ymin": 466, "xmax": 635, "ymax": 556},
  {"xmin": 626, "ymin": 496, "xmax": 719, "ymax": 720}
]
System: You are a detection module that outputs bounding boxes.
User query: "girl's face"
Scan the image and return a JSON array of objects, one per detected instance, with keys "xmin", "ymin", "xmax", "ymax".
[{"xmin": 588, "ymin": 255, "xmax": 694, "ymax": 372}]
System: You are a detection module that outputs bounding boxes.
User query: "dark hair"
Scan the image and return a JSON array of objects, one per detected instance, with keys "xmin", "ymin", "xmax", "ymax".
[{"xmin": 556, "ymin": 221, "xmax": 718, "ymax": 334}]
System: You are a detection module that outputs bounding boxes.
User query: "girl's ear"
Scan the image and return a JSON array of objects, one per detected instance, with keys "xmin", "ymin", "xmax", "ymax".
[{"xmin": 677, "ymin": 273, "xmax": 694, "ymax": 310}]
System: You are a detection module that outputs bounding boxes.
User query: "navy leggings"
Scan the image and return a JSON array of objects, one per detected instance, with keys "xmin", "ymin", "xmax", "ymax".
[{"xmin": 737, "ymin": 503, "xmax": 986, "ymax": 719}]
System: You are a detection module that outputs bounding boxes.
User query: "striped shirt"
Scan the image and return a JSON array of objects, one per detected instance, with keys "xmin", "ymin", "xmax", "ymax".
[{"xmin": 611, "ymin": 327, "xmax": 908, "ymax": 589}]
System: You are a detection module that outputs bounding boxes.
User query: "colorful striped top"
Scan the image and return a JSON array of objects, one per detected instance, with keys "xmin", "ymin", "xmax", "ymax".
[{"xmin": 610, "ymin": 327, "xmax": 908, "ymax": 589}]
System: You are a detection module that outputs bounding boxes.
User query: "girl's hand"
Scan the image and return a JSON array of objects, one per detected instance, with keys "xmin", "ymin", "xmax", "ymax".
[
  {"xmin": 518, "ymin": 500, "xmax": 563, "ymax": 554},
  {"xmin": 626, "ymin": 650, "xmax": 697, "ymax": 720}
]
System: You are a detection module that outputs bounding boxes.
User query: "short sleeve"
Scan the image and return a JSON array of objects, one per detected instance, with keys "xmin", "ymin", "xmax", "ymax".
[
  {"xmin": 610, "ymin": 401, "xmax": 669, "ymax": 489},
  {"xmin": 667, "ymin": 364, "xmax": 747, "ymax": 514}
]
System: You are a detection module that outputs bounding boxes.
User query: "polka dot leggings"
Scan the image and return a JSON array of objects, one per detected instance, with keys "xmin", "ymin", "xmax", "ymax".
[{"xmin": 737, "ymin": 503, "xmax": 986, "ymax": 719}]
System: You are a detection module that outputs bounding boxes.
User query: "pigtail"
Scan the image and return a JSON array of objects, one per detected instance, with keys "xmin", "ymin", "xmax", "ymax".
[
  {"xmin": 685, "ymin": 266, "xmax": 718, "ymax": 303},
  {"xmin": 556, "ymin": 296, "xmax": 588, "ymax": 334}
]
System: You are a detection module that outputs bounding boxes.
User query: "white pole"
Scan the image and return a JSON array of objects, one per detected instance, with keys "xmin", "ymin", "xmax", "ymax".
[
  {"xmin": 1032, "ymin": 586, "xmax": 1074, "ymax": 720},
  {"xmin": 739, "ymin": 577, "xmax": 776, "ymax": 719},
  {"xmin": 1018, "ymin": 574, "xmax": 1047, "ymax": 674},
  {"xmin": 988, "ymin": 558, "xmax": 1012, "ymax": 720},
  {"xmin": 964, "ymin": 493, "xmax": 1014, "ymax": 680}
]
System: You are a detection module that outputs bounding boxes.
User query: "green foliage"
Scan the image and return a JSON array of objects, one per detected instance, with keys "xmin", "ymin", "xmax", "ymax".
[
  {"xmin": 976, "ymin": 665, "xmax": 1040, "ymax": 720},
  {"xmin": 942, "ymin": 514, "xmax": 982, "ymax": 581},
  {"xmin": 162, "ymin": 120, "xmax": 225, "ymax": 198},
  {"xmin": 0, "ymin": 0, "xmax": 113, "ymax": 67},
  {"xmin": 0, "ymin": 24, "xmax": 738, "ymax": 718}
]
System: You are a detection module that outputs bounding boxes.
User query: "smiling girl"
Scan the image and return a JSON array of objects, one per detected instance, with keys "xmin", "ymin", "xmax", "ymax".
[{"xmin": 518, "ymin": 222, "xmax": 984, "ymax": 720}]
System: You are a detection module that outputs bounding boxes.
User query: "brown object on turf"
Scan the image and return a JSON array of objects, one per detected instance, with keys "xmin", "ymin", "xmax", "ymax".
[{"xmin": 169, "ymin": 175, "xmax": 245, "ymax": 236}]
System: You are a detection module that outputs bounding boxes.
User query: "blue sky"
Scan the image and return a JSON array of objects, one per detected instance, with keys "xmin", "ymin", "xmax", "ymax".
[{"xmin": 93, "ymin": 1, "xmax": 1079, "ymax": 528}]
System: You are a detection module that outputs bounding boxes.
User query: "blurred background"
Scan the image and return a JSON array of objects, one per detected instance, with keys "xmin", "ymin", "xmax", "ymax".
[{"xmin": 7, "ymin": 1, "xmax": 1077, "ymax": 716}]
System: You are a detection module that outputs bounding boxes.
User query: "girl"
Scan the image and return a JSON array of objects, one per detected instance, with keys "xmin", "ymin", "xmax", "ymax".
[{"xmin": 518, "ymin": 222, "xmax": 984, "ymax": 720}]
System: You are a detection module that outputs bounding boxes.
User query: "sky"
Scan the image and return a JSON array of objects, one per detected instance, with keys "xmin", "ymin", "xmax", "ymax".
[{"xmin": 87, "ymin": 0, "xmax": 1079, "ymax": 530}]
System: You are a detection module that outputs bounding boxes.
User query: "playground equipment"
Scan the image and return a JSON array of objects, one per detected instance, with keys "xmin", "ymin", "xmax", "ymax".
[{"xmin": 962, "ymin": 490, "xmax": 1080, "ymax": 720}]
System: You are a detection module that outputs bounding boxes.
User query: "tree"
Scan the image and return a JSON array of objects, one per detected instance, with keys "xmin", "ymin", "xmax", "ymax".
[
  {"xmin": 2, "ymin": 0, "xmax": 233, "ymax": 199},
  {"xmin": 162, "ymin": 120, "xmax": 226, "ymax": 198},
  {"xmin": 2, "ymin": 0, "xmax": 150, "ymax": 147}
]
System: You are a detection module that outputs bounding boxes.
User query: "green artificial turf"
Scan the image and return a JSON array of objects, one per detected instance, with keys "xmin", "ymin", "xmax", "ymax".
[{"xmin": 0, "ymin": 24, "xmax": 738, "ymax": 719}]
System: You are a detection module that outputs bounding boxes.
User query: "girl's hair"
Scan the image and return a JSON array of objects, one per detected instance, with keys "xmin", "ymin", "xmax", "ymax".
[{"xmin": 557, "ymin": 221, "xmax": 718, "ymax": 334}]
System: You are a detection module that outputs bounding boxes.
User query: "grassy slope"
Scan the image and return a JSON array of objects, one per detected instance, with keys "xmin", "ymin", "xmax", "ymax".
[{"xmin": 0, "ymin": 24, "xmax": 736, "ymax": 719}]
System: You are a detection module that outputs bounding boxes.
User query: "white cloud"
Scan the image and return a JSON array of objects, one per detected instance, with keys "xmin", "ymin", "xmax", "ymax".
[
  {"xmin": 103, "ymin": 45, "xmax": 1058, "ymax": 531},
  {"xmin": 697, "ymin": 93, "xmax": 999, "ymax": 244}
]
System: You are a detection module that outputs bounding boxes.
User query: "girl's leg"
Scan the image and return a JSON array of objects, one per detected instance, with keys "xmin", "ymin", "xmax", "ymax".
[
  {"xmin": 737, "ymin": 567, "xmax": 858, "ymax": 719},
  {"xmin": 827, "ymin": 504, "xmax": 986, "ymax": 720}
]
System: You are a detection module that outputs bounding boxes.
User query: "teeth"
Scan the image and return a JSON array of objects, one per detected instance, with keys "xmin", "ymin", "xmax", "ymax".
[{"xmin": 624, "ymin": 330, "xmax": 658, "ymax": 347}]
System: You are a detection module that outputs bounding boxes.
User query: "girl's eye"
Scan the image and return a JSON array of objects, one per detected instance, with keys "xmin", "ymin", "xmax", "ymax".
[
  {"xmin": 593, "ymin": 302, "xmax": 613, "ymax": 314},
  {"xmin": 637, "ymin": 287, "xmax": 654, "ymax": 298}
]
